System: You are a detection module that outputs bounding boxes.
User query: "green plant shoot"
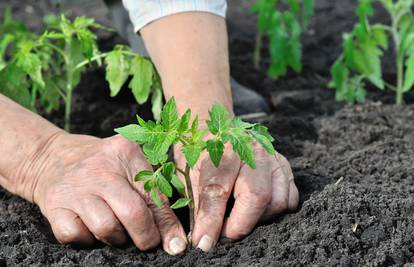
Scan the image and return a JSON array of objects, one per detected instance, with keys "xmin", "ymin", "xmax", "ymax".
[
  {"xmin": 251, "ymin": 0, "xmax": 314, "ymax": 79},
  {"xmin": 329, "ymin": 0, "xmax": 414, "ymax": 105},
  {"xmin": 0, "ymin": 11, "xmax": 162, "ymax": 131},
  {"xmin": 115, "ymin": 98, "xmax": 276, "ymax": 237}
]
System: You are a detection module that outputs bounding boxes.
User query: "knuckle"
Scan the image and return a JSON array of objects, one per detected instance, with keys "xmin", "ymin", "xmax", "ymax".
[
  {"xmin": 229, "ymin": 226, "xmax": 251, "ymax": 240},
  {"xmin": 93, "ymin": 218, "xmax": 120, "ymax": 238},
  {"xmin": 270, "ymin": 197, "xmax": 289, "ymax": 214},
  {"xmin": 137, "ymin": 231, "xmax": 161, "ymax": 251},
  {"xmin": 246, "ymin": 188, "xmax": 272, "ymax": 207},
  {"xmin": 155, "ymin": 210, "xmax": 178, "ymax": 230},
  {"xmin": 55, "ymin": 226, "xmax": 83, "ymax": 244},
  {"xmin": 202, "ymin": 183, "xmax": 231, "ymax": 200}
]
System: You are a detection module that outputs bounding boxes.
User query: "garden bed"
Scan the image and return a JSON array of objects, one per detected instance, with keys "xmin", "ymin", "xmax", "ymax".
[{"xmin": 1, "ymin": 0, "xmax": 414, "ymax": 266}]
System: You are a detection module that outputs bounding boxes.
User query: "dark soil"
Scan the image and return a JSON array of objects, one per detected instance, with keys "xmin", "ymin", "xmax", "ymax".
[{"xmin": 1, "ymin": 0, "xmax": 414, "ymax": 266}]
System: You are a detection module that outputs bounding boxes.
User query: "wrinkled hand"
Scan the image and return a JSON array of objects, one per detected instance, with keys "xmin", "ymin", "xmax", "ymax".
[
  {"xmin": 175, "ymin": 143, "xmax": 299, "ymax": 252},
  {"xmin": 32, "ymin": 134, "xmax": 187, "ymax": 255}
]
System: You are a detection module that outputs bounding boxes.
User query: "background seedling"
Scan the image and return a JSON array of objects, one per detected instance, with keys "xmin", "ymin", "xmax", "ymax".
[
  {"xmin": 330, "ymin": 0, "xmax": 414, "ymax": 105},
  {"xmin": 251, "ymin": 0, "xmax": 314, "ymax": 79},
  {"xmin": 115, "ymin": 98, "xmax": 276, "ymax": 241},
  {"xmin": 0, "ymin": 11, "xmax": 162, "ymax": 131}
]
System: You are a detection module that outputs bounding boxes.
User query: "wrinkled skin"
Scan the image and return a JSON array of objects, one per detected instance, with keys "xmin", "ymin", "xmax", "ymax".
[
  {"xmin": 32, "ymin": 132, "xmax": 298, "ymax": 254},
  {"xmin": 175, "ymin": 142, "xmax": 299, "ymax": 251}
]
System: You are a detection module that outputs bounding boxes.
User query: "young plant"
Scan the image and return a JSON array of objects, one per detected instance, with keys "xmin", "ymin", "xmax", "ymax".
[
  {"xmin": 251, "ymin": 0, "xmax": 314, "ymax": 79},
  {"xmin": 330, "ymin": 0, "xmax": 414, "ymax": 105},
  {"xmin": 115, "ymin": 98, "xmax": 276, "ymax": 238},
  {"xmin": 0, "ymin": 12, "xmax": 162, "ymax": 131}
]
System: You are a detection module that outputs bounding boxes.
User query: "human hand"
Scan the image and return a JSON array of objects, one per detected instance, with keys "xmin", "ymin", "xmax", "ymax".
[
  {"xmin": 174, "ymin": 143, "xmax": 299, "ymax": 252},
  {"xmin": 30, "ymin": 133, "xmax": 187, "ymax": 255}
]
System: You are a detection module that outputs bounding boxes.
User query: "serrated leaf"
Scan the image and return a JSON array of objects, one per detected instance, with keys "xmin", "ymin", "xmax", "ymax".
[
  {"xmin": 157, "ymin": 174, "xmax": 173, "ymax": 198},
  {"xmin": 171, "ymin": 174, "xmax": 185, "ymax": 195},
  {"xmin": 15, "ymin": 50, "xmax": 45, "ymax": 88},
  {"xmin": 129, "ymin": 56, "xmax": 153, "ymax": 104},
  {"xmin": 206, "ymin": 103, "xmax": 230, "ymax": 135},
  {"xmin": 114, "ymin": 124, "xmax": 146, "ymax": 143},
  {"xmin": 135, "ymin": 170, "xmax": 153, "ymax": 182},
  {"xmin": 403, "ymin": 53, "xmax": 414, "ymax": 92},
  {"xmin": 150, "ymin": 189, "xmax": 163, "ymax": 208},
  {"xmin": 224, "ymin": 128, "xmax": 256, "ymax": 169},
  {"xmin": 161, "ymin": 162, "xmax": 175, "ymax": 180},
  {"xmin": 179, "ymin": 109, "xmax": 191, "ymax": 133},
  {"xmin": 191, "ymin": 115, "xmax": 199, "ymax": 135},
  {"xmin": 206, "ymin": 139, "xmax": 224, "ymax": 168},
  {"xmin": 171, "ymin": 198, "xmax": 191, "ymax": 209},
  {"xmin": 105, "ymin": 49, "xmax": 130, "ymax": 96},
  {"xmin": 161, "ymin": 97, "xmax": 180, "ymax": 130},
  {"xmin": 182, "ymin": 143, "xmax": 204, "ymax": 168},
  {"xmin": 250, "ymin": 128, "xmax": 275, "ymax": 155},
  {"xmin": 144, "ymin": 179, "xmax": 155, "ymax": 192},
  {"xmin": 231, "ymin": 117, "xmax": 255, "ymax": 129},
  {"xmin": 0, "ymin": 63, "xmax": 31, "ymax": 108}
]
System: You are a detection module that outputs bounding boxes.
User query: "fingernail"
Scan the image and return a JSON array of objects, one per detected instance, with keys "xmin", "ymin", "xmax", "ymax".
[
  {"xmin": 169, "ymin": 237, "xmax": 186, "ymax": 255},
  {"xmin": 197, "ymin": 235, "xmax": 213, "ymax": 252}
]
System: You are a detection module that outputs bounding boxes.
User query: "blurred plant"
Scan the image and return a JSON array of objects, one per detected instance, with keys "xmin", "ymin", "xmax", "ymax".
[
  {"xmin": 0, "ymin": 10, "xmax": 162, "ymax": 131},
  {"xmin": 330, "ymin": 0, "xmax": 414, "ymax": 105},
  {"xmin": 251, "ymin": 0, "xmax": 314, "ymax": 79},
  {"xmin": 115, "ymin": 98, "xmax": 276, "ymax": 239}
]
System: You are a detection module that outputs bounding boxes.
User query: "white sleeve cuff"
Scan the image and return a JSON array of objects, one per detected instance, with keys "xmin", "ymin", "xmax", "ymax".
[{"xmin": 122, "ymin": 0, "xmax": 227, "ymax": 32}]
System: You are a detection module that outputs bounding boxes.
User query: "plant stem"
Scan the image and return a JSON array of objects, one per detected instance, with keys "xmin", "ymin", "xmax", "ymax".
[
  {"xmin": 30, "ymin": 83, "xmax": 38, "ymax": 110},
  {"xmin": 390, "ymin": 11, "xmax": 404, "ymax": 105},
  {"xmin": 64, "ymin": 41, "xmax": 74, "ymax": 132},
  {"xmin": 183, "ymin": 164, "xmax": 195, "ymax": 243},
  {"xmin": 253, "ymin": 32, "xmax": 263, "ymax": 70}
]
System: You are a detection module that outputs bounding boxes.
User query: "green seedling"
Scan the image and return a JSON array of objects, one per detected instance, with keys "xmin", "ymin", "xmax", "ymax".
[
  {"xmin": 330, "ymin": 0, "xmax": 414, "ymax": 105},
  {"xmin": 251, "ymin": 0, "xmax": 314, "ymax": 79},
  {"xmin": 115, "ymin": 98, "xmax": 276, "ymax": 239},
  {"xmin": 0, "ymin": 11, "xmax": 162, "ymax": 131}
]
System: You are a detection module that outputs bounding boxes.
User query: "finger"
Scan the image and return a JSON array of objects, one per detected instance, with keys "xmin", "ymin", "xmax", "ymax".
[
  {"xmin": 261, "ymin": 165, "xmax": 290, "ymax": 221},
  {"xmin": 221, "ymin": 148, "xmax": 272, "ymax": 240},
  {"xmin": 48, "ymin": 208, "xmax": 95, "ymax": 246},
  {"xmin": 262, "ymin": 154, "xmax": 299, "ymax": 220},
  {"xmin": 102, "ymin": 180, "xmax": 161, "ymax": 251},
  {"xmin": 145, "ymin": 193, "xmax": 188, "ymax": 255},
  {"xmin": 76, "ymin": 195, "xmax": 128, "ymax": 246},
  {"xmin": 192, "ymin": 151, "xmax": 240, "ymax": 252}
]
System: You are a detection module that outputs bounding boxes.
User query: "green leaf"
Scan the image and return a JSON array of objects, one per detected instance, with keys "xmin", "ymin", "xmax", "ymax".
[
  {"xmin": 182, "ymin": 143, "xmax": 204, "ymax": 168},
  {"xmin": 114, "ymin": 124, "xmax": 146, "ymax": 143},
  {"xmin": 206, "ymin": 139, "xmax": 224, "ymax": 168},
  {"xmin": 144, "ymin": 179, "xmax": 155, "ymax": 192},
  {"xmin": 135, "ymin": 170, "xmax": 153, "ymax": 182},
  {"xmin": 171, "ymin": 174, "xmax": 185, "ymax": 195},
  {"xmin": 161, "ymin": 162, "xmax": 175, "ymax": 180},
  {"xmin": 150, "ymin": 189, "xmax": 163, "ymax": 208},
  {"xmin": 231, "ymin": 117, "xmax": 255, "ymax": 129},
  {"xmin": 206, "ymin": 103, "xmax": 230, "ymax": 135},
  {"xmin": 161, "ymin": 97, "xmax": 180, "ymax": 130},
  {"xmin": 129, "ymin": 56, "xmax": 153, "ymax": 104},
  {"xmin": 15, "ymin": 49, "xmax": 45, "ymax": 88},
  {"xmin": 179, "ymin": 109, "xmax": 191, "ymax": 133},
  {"xmin": 403, "ymin": 53, "xmax": 414, "ymax": 92},
  {"xmin": 191, "ymin": 115, "xmax": 199, "ymax": 136},
  {"xmin": 105, "ymin": 49, "xmax": 130, "ymax": 97},
  {"xmin": 157, "ymin": 174, "xmax": 173, "ymax": 198},
  {"xmin": 250, "ymin": 127, "xmax": 276, "ymax": 155},
  {"xmin": 0, "ymin": 63, "xmax": 31, "ymax": 109},
  {"xmin": 223, "ymin": 128, "xmax": 256, "ymax": 169},
  {"xmin": 171, "ymin": 198, "xmax": 191, "ymax": 209}
]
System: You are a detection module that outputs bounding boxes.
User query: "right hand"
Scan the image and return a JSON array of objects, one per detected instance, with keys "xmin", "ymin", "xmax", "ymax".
[{"xmin": 29, "ymin": 133, "xmax": 187, "ymax": 255}]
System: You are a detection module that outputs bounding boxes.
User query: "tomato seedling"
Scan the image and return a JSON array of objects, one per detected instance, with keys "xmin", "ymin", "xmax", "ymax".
[
  {"xmin": 251, "ymin": 0, "xmax": 314, "ymax": 79},
  {"xmin": 330, "ymin": 0, "xmax": 414, "ymax": 105},
  {"xmin": 115, "ymin": 98, "xmax": 276, "ymax": 240},
  {"xmin": 0, "ymin": 11, "xmax": 162, "ymax": 131}
]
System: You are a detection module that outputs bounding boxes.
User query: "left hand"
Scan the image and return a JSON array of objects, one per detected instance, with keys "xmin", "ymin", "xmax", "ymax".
[{"xmin": 174, "ymin": 142, "xmax": 299, "ymax": 252}]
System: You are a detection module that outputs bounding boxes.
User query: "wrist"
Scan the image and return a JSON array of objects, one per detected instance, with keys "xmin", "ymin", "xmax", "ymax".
[{"xmin": 12, "ymin": 130, "xmax": 66, "ymax": 203}]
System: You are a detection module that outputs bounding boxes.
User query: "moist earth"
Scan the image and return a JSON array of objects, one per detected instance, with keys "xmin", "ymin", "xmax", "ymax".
[{"xmin": 1, "ymin": 0, "xmax": 414, "ymax": 266}]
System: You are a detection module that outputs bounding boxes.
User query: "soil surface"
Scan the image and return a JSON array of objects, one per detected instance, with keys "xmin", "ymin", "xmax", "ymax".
[{"xmin": 1, "ymin": 0, "xmax": 414, "ymax": 266}]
